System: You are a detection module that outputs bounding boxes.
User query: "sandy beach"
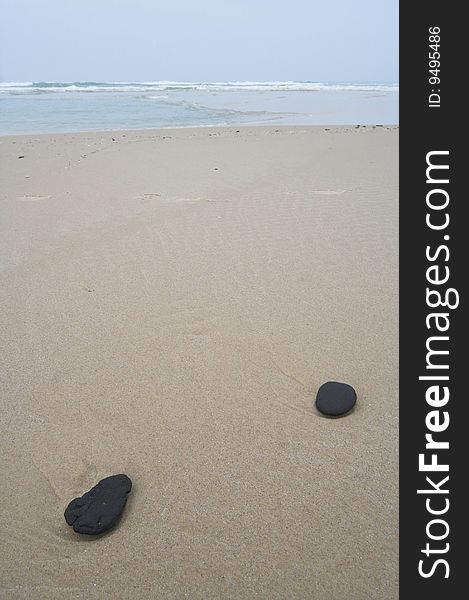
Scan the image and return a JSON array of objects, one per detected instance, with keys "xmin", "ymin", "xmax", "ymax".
[{"xmin": 0, "ymin": 125, "xmax": 398, "ymax": 599}]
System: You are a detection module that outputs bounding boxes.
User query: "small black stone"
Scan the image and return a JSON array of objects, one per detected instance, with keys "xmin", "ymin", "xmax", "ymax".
[
  {"xmin": 64, "ymin": 474, "xmax": 132, "ymax": 535},
  {"xmin": 315, "ymin": 381, "xmax": 357, "ymax": 417},
  {"xmin": 18, "ymin": 155, "xmax": 24, "ymax": 159}
]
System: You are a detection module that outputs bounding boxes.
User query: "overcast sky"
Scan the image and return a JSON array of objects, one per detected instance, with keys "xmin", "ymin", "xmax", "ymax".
[{"xmin": 0, "ymin": 0, "xmax": 398, "ymax": 83}]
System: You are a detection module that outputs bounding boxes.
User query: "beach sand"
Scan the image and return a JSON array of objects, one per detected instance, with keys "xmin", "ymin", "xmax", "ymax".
[{"xmin": 0, "ymin": 126, "xmax": 398, "ymax": 599}]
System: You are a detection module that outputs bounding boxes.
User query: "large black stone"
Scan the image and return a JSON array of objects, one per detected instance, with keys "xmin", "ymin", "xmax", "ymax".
[
  {"xmin": 64, "ymin": 474, "xmax": 132, "ymax": 535},
  {"xmin": 315, "ymin": 381, "xmax": 357, "ymax": 417}
]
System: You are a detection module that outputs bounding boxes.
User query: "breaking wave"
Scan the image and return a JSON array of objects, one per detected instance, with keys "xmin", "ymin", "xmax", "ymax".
[{"xmin": 0, "ymin": 81, "xmax": 399, "ymax": 95}]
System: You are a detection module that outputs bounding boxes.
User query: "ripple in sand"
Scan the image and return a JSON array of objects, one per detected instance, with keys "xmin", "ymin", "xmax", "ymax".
[
  {"xmin": 310, "ymin": 189, "xmax": 346, "ymax": 195},
  {"xmin": 17, "ymin": 194, "xmax": 51, "ymax": 202}
]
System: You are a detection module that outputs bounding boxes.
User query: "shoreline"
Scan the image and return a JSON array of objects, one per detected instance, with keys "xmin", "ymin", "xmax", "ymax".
[{"xmin": 0, "ymin": 121, "xmax": 399, "ymax": 139}]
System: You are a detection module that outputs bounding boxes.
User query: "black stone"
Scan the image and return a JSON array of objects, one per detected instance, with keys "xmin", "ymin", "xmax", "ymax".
[
  {"xmin": 64, "ymin": 474, "xmax": 132, "ymax": 535},
  {"xmin": 18, "ymin": 155, "xmax": 24, "ymax": 159},
  {"xmin": 315, "ymin": 381, "xmax": 357, "ymax": 417}
]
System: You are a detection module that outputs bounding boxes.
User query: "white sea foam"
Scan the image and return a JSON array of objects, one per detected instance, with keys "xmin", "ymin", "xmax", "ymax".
[
  {"xmin": 0, "ymin": 81, "xmax": 399, "ymax": 94},
  {"xmin": 0, "ymin": 81, "xmax": 33, "ymax": 87}
]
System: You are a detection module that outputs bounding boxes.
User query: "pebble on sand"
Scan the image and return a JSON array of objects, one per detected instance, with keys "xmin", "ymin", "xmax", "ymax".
[
  {"xmin": 315, "ymin": 381, "xmax": 357, "ymax": 417},
  {"xmin": 64, "ymin": 474, "xmax": 132, "ymax": 535}
]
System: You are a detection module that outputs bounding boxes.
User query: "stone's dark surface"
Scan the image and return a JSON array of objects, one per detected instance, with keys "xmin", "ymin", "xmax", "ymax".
[
  {"xmin": 64, "ymin": 474, "xmax": 132, "ymax": 535},
  {"xmin": 315, "ymin": 381, "xmax": 357, "ymax": 417}
]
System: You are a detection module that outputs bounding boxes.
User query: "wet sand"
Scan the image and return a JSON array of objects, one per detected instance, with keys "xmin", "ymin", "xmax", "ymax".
[{"xmin": 0, "ymin": 125, "xmax": 398, "ymax": 599}]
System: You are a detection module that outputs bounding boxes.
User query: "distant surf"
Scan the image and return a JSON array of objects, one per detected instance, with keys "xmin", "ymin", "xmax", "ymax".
[
  {"xmin": 0, "ymin": 81, "xmax": 399, "ymax": 93},
  {"xmin": 0, "ymin": 81, "xmax": 398, "ymax": 134}
]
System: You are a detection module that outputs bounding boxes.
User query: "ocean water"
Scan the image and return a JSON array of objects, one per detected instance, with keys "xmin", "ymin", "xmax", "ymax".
[{"xmin": 0, "ymin": 81, "xmax": 398, "ymax": 135}]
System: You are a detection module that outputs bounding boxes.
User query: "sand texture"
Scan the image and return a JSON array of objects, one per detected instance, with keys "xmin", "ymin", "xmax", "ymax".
[{"xmin": 0, "ymin": 125, "xmax": 398, "ymax": 599}]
